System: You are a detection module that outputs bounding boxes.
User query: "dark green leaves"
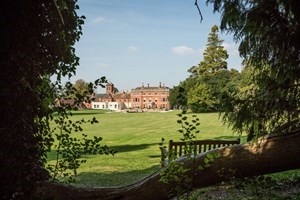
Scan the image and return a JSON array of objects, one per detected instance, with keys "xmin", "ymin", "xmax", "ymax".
[{"xmin": 207, "ymin": 0, "xmax": 300, "ymax": 135}]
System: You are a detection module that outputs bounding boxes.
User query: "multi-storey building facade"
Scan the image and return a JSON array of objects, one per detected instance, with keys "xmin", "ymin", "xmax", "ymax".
[
  {"xmin": 91, "ymin": 82, "xmax": 170, "ymax": 111},
  {"xmin": 131, "ymin": 83, "xmax": 170, "ymax": 110}
]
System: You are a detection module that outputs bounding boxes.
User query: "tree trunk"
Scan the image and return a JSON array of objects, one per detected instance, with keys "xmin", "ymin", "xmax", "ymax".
[{"xmin": 34, "ymin": 130, "xmax": 300, "ymax": 200}]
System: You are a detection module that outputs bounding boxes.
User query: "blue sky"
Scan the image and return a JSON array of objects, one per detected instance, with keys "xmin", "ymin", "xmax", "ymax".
[{"xmin": 74, "ymin": 0, "xmax": 243, "ymax": 92}]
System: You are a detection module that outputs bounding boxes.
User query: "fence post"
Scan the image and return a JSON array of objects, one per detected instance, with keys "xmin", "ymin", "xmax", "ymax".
[{"xmin": 168, "ymin": 140, "xmax": 173, "ymax": 159}]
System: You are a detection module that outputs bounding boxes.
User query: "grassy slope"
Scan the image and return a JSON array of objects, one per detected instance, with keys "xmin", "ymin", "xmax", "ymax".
[{"xmin": 48, "ymin": 109, "xmax": 244, "ymax": 187}]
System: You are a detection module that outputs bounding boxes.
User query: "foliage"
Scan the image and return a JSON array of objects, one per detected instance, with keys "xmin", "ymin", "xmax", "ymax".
[
  {"xmin": 197, "ymin": 25, "xmax": 228, "ymax": 75},
  {"xmin": 1, "ymin": 0, "xmax": 86, "ymax": 198},
  {"xmin": 160, "ymin": 112, "xmax": 200, "ymax": 199},
  {"xmin": 189, "ymin": 171, "xmax": 300, "ymax": 200},
  {"xmin": 170, "ymin": 25, "xmax": 233, "ymax": 113},
  {"xmin": 232, "ymin": 176, "xmax": 279, "ymax": 199},
  {"xmin": 160, "ymin": 112, "xmax": 221, "ymax": 199},
  {"xmin": 70, "ymin": 79, "xmax": 92, "ymax": 97},
  {"xmin": 0, "ymin": 1, "xmax": 114, "ymax": 199},
  {"xmin": 187, "ymin": 69, "xmax": 241, "ymax": 113},
  {"xmin": 184, "ymin": 25, "xmax": 240, "ymax": 113},
  {"xmin": 46, "ymin": 78, "xmax": 115, "ymax": 182},
  {"xmin": 169, "ymin": 77, "xmax": 198, "ymax": 111},
  {"xmin": 188, "ymin": 82, "xmax": 217, "ymax": 113},
  {"xmin": 168, "ymin": 85, "xmax": 188, "ymax": 110},
  {"xmin": 207, "ymin": 0, "xmax": 300, "ymax": 135}
]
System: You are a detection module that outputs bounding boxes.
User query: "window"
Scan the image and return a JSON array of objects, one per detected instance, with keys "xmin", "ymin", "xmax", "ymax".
[
  {"xmin": 102, "ymin": 105, "xmax": 105, "ymax": 108},
  {"xmin": 115, "ymin": 105, "xmax": 117, "ymax": 108}
]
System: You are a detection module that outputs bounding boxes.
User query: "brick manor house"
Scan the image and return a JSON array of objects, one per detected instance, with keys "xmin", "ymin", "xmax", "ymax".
[{"xmin": 91, "ymin": 82, "xmax": 170, "ymax": 111}]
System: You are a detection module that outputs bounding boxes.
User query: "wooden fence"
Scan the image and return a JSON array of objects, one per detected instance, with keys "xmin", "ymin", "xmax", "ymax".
[{"xmin": 160, "ymin": 138, "xmax": 240, "ymax": 167}]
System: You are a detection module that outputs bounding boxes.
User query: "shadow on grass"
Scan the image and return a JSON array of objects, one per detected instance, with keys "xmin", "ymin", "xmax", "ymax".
[
  {"xmin": 70, "ymin": 111, "xmax": 107, "ymax": 116},
  {"xmin": 51, "ymin": 109, "xmax": 107, "ymax": 117},
  {"xmin": 110, "ymin": 143, "xmax": 158, "ymax": 153},
  {"xmin": 46, "ymin": 143, "xmax": 160, "ymax": 162},
  {"xmin": 70, "ymin": 165, "xmax": 161, "ymax": 188}
]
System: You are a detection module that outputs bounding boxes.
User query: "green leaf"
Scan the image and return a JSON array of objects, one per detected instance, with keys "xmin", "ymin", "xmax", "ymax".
[{"xmin": 204, "ymin": 158, "xmax": 209, "ymax": 164}]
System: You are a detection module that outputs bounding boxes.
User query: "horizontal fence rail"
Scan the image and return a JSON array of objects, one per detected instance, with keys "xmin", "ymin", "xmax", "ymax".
[{"xmin": 160, "ymin": 138, "xmax": 240, "ymax": 167}]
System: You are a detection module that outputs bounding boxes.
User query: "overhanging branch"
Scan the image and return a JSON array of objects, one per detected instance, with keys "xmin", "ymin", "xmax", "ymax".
[{"xmin": 194, "ymin": 0, "xmax": 203, "ymax": 22}]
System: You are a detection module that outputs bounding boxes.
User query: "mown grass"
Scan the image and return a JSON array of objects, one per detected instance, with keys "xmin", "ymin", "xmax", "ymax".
[{"xmin": 47, "ymin": 109, "xmax": 245, "ymax": 188}]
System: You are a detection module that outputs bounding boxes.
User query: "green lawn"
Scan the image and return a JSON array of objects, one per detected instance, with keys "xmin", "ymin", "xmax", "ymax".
[{"xmin": 48, "ymin": 109, "xmax": 244, "ymax": 188}]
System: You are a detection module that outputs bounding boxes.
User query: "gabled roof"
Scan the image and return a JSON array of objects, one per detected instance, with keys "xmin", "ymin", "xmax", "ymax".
[
  {"xmin": 93, "ymin": 93, "xmax": 113, "ymax": 102},
  {"xmin": 114, "ymin": 92, "xmax": 131, "ymax": 99}
]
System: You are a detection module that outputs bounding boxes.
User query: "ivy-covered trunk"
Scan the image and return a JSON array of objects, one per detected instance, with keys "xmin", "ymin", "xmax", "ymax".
[
  {"xmin": 1, "ymin": 1, "xmax": 85, "ymax": 199},
  {"xmin": 34, "ymin": 130, "xmax": 300, "ymax": 200},
  {"xmin": 0, "ymin": 74, "xmax": 46, "ymax": 199}
]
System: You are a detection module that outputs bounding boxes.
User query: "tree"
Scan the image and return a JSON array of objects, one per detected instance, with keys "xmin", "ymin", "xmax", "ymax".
[
  {"xmin": 65, "ymin": 79, "xmax": 94, "ymax": 99},
  {"xmin": 188, "ymin": 69, "xmax": 240, "ymax": 113},
  {"xmin": 187, "ymin": 25, "xmax": 233, "ymax": 112},
  {"xmin": 73, "ymin": 79, "xmax": 90, "ymax": 95},
  {"xmin": 168, "ymin": 85, "xmax": 186, "ymax": 109},
  {"xmin": 188, "ymin": 83, "xmax": 217, "ymax": 112},
  {"xmin": 0, "ymin": 1, "xmax": 87, "ymax": 199},
  {"xmin": 206, "ymin": 0, "xmax": 300, "ymax": 135},
  {"xmin": 197, "ymin": 25, "xmax": 228, "ymax": 75}
]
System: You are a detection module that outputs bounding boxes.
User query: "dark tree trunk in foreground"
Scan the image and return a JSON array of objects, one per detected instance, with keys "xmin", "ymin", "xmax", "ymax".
[{"xmin": 34, "ymin": 130, "xmax": 300, "ymax": 200}]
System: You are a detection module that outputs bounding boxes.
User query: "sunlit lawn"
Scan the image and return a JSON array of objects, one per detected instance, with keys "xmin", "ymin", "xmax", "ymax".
[{"xmin": 47, "ymin": 109, "xmax": 244, "ymax": 188}]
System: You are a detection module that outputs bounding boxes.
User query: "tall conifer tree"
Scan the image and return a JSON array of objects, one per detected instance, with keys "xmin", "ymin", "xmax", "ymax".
[
  {"xmin": 187, "ymin": 25, "xmax": 231, "ymax": 112},
  {"xmin": 198, "ymin": 25, "xmax": 228, "ymax": 75}
]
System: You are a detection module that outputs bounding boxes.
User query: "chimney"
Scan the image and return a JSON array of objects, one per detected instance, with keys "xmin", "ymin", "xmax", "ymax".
[
  {"xmin": 142, "ymin": 82, "xmax": 144, "ymax": 88},
  {"xmin": 147, "ymin": 83, "xmax": 149, "ymax": 87},
  {"xmin": 159, "ymin": 82, "xmax": 161, "ymax": 88}
]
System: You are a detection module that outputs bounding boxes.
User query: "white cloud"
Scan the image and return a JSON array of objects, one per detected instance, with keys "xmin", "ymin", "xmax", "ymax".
[
  {"xmin": 172, "ymin": 46, "xmax": 195, "ymax": 55},
  {"xmin": 91, "ymin": 17, "xmax": 109, "ymax": 24},
  {"xmin": 128, "ymin": 46, "xmax": 138, "ymax": 52}
]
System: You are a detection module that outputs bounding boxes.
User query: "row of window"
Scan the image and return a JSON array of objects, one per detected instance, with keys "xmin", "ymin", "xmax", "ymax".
[
  {"xmin": 132, "ymin": 92, "xmax": 168, "ymax": 95},
  {"xmin": 132, "ymin": 104, "xmax": 167, "ymax": 109},
  {"xmin": 132, "ymin": 98, "xmax": 168, "ymax": 102},
  {"xmin": 93, "ymin": 104, "xmax": 118, "ymax": 109}
]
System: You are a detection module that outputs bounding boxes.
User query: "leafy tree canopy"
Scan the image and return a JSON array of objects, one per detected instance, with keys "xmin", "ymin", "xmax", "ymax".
[
  {"xmin": 185, "ymin": 25, "xmax": 237, "ymax": 113},
  {"xmin": 206, "ymin": 0, "xmax": 300, "ymax": 135}
]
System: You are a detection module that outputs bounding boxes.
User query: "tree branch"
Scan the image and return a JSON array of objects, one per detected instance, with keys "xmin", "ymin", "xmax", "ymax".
[{"xmin": 194, "ymin": 0, "xmax": 203, "ymax": 22}]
